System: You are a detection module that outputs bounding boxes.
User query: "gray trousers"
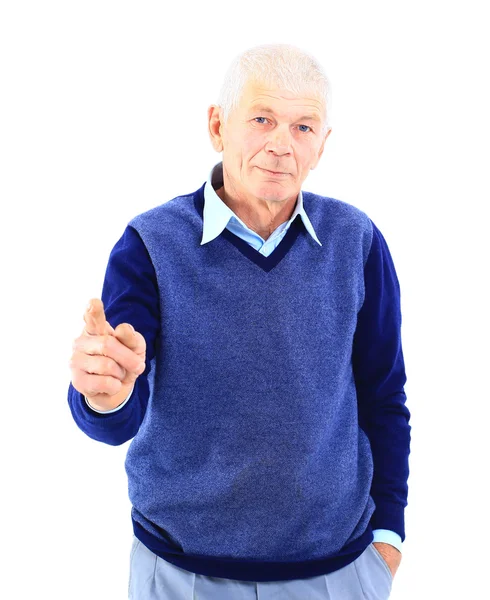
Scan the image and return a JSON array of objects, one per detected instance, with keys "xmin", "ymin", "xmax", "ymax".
[{"xmin": 128, "ymin": 535, "xmax": 394, "ymax": 599}]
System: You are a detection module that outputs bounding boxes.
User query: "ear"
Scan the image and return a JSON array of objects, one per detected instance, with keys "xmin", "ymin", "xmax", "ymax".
[
  {"xmin": 311, "ymin": 128, "xmax": 332, "ymax": 170},
  {"xmin": 208, "ymin": 105, "xmax": 224, "ymax": 153}
]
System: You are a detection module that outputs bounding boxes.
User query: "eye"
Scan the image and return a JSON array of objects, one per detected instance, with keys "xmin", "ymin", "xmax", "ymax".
[
  {"xmin": 298, "ymin": 124, "xmax": 312, "ymax": 133},
  {"xmin": 254, "ymin": 117, "xmax": 268, "ymax": 124}
]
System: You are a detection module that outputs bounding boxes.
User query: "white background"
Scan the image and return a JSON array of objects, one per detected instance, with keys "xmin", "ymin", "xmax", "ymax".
[{"xmin": 1, "ymin": 1, "xmax": 489, "ymax": 598}]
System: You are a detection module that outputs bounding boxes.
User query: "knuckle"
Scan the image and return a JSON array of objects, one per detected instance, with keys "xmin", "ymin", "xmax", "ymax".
[
  {"xmin": 102, "ymin": 375, "xmax": 116, "ymax": 393},
  {"xmin": 100, "ymin": 356, "xmax": 111, "ymax": 373},
  {"xmin": 108, "ymin": 375, "xmax": 119, "ymax": 389},
  {"xmin": 107, "ymin": 359, "xmax": 120, "ymax": 378},
  {"xmin": 99, "ymin": 336, "xmax": 111, "ymax": 354},
  {"xmin": 88, "ymin": 377, "xmax": 102, "ymax": 395}
]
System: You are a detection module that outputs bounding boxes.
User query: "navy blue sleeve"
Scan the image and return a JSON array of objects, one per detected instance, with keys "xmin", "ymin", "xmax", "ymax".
[
  {"xmin": 352, "ymin": 219, "xmax": 411, "ymax": 542},
  {"xmin": 67, "ymin": 225, "xmax": 160, "ymax": 446}
]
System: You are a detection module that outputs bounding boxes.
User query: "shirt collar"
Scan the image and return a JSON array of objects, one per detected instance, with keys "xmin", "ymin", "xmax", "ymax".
[{"xmin": 200, "ymin": 161, "xmax": 322, "ymax": 247}]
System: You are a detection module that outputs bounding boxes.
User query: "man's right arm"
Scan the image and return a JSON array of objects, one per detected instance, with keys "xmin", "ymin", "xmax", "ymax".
[{"xmin": 67, "ymin": 225, "xmax": 160, "ymax": 446}]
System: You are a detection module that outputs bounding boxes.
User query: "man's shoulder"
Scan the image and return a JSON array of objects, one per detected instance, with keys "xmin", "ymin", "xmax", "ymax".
[
  {"xmin": 128, "ymin": 186, "xmax": 203, "ymax": 230},
  {"xmin": 302, "ymin": 189, "xmax": 372, "ymax": 229}
]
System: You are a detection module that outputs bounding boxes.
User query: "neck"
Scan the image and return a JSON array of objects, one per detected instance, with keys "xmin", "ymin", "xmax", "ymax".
[{"xmin": 215, "ymin": 185, "xmax": 296, "ymax": 241}]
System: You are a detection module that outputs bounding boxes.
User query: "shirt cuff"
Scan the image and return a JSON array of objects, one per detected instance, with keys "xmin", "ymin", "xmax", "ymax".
[
  {"xmin": 372, "ymin": 529, "xmax": 403, "ymax": 553},
  {"xmin": 84, "ymin": 384, "xmax": 135, "ymax": 414}
]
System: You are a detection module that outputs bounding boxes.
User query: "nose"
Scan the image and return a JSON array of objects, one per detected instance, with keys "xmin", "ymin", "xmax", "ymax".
[{"xmin": 265, "ymin": 125, "xmax": 292, "ymax": 156}]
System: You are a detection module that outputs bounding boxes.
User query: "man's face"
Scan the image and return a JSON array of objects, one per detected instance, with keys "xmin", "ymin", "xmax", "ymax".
[{"xmin": 214, "ymin": 79, "xmax": 331, "ymax": 205}]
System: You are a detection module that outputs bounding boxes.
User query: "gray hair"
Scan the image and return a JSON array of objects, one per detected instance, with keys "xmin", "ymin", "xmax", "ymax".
[{"xmin": 216, "ymin": 43, "xmax": 332, "ymax": 136}]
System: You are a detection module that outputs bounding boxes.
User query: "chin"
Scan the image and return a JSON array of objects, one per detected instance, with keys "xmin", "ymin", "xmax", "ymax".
[{"xmin": 255, "ymin": 185, "xmax": 290, "ymax": 201}]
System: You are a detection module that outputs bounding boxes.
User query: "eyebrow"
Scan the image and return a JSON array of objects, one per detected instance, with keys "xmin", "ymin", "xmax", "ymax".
[{"xmin": 249, "ymin": 104, "xmax": 322, "ymax": 122}]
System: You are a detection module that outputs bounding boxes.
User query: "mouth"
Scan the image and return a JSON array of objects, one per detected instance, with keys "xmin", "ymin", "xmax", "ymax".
[{"xmin": 258, "ymin": 167, "xmax": 289, "ymax": 177}]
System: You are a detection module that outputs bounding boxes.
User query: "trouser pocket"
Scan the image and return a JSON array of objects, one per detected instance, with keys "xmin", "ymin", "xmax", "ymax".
[
  {"xmin": 353, "ymin": 543, "xmax": 393, "ymax": 600},
  {"xmin": 369, "ymin": 543, "xmax": 393, "ymax": 583}
]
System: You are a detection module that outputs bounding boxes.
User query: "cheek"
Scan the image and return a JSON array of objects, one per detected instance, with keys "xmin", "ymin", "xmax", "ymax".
[
  {"xmin": 300, "ymin": 148, "xmax": 317, "ymax": 167},
  {"xmin": 242, "ymin": 138, "xmax": 262, "ymax": 156},
  {"xmin": 237, "ymin": 129, "xmax": 264, "ymax": 150}
]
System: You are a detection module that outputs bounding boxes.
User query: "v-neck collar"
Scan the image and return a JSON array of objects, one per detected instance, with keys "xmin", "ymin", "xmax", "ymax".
[{"xmin": 193, "ymin": 183, "xmax": 306, "ymax": 273}]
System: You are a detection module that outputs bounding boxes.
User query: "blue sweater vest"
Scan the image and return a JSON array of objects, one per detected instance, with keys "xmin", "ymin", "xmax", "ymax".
[{"xmin": 68, "ymin": 182, "xmax": 411, "ymax": 582}]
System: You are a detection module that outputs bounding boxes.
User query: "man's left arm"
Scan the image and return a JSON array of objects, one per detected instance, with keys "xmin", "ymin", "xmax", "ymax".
[{"xmin": 352, "ymin": 219, "xmax": 412, "ymax": 576}]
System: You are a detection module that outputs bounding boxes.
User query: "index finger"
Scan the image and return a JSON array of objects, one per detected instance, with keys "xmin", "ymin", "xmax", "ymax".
[{"xmin": 84, "ymin": 298, "xmax": 107, "ymax": 337}]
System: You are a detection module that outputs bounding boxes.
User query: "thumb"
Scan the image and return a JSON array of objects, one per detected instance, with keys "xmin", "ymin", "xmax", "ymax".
[
  {"xmin": 113, "ymin": 322, "xmax": 147, "ymax": 386},
  {"xmin": 113, "ymin": 322, "xmax": 146, "ymax": 359}
]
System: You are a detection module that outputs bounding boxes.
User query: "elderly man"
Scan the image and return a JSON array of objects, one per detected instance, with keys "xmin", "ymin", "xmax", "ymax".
[{"xmin": 68, "ymin": 43, "xmax": 411, "ymax": 599}]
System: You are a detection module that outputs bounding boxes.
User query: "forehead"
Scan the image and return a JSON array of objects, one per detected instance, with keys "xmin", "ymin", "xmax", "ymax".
[{"xmin": 239, "ymin": 79, "xmax": 324, "ymax": 119}]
